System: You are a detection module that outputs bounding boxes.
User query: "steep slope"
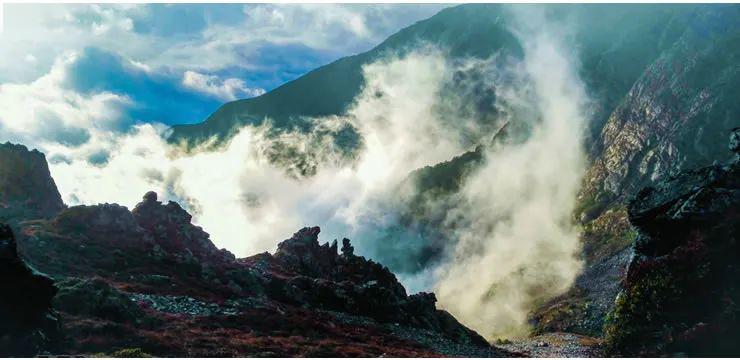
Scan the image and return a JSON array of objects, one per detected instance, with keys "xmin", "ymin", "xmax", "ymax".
[
  {"xmin": 604, "ymin": 129, "xmax": 740, "ymax": 356},
  {"xmin": 541, "ymin": 5, "xmax": 740, "ymax": 338},
  {"xmin": 580, "ymin": 5, "xmax": 740, "ymax": 219},
  {"xmin": 167, "ymin": 4, "xmax": 523, "ymax": 147}
]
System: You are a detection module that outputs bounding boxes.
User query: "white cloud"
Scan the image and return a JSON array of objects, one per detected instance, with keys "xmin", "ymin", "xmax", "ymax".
[
  {"xmin": 0, "ymin": 4, "xmax": 447, "ymax": 85},
  {"xmin": 0, "ymin": 51, "xmax": 132, "ymax": 151},
  {"xmin": 182, "ymin": 70, "xmax": 265, "ymax": 101}
]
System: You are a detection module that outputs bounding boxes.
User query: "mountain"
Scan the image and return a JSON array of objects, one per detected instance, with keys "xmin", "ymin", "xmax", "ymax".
[
  {"xmin": 3, "ymin": 4, "xmax": 739, "ymax": 357},
  {"xmin": 0, "ymin": 143, "xmax": 511, "ymax": 357},
  {"xmin": 167, "ymin": 2, "xmax": 740, "ymax": 346},
  {"xmin": 167, "ymin": 4, "xmax": 522, "ymax": 148},
  {"xmin": 168, "ymin": 4, "xmax": 734, "ymax": 151}
]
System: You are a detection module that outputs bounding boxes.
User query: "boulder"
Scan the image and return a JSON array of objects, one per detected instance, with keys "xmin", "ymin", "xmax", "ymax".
[{"xmin": 53, "ymin": 277, "xmax": 144, "ymax": 323}]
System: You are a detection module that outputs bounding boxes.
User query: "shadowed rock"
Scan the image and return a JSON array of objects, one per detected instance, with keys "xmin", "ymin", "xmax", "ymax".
[
  {"xmin": 269, "ymin": 226, "xmax": 490, "ymax": 348},
  {"xmin": 0, "ymin": 224, "xmax": 59, "ymax": 356},
  {"xmin": 605, "ymin": 130, "xmax": 740, "ymax": 356}
]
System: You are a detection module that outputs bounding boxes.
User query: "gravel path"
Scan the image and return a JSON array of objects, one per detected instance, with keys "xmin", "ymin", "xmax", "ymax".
[{"xmin": 500, "ymin": 332, "xmax": 604, "ymax": 357}]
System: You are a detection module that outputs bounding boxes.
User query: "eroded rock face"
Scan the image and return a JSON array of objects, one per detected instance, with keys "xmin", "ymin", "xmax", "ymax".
[
  {"xmin": 53, "ymin": 277, "xmax": 145, "ymax": 324},
  {"xmin": 0, "ymin": 224, "xmax": 59, "ymax": 356},
  {"xmin": 604, "ymin": 130, "xmax": 740, "ymax": 356},
  {"xmin": 0, "ymin": 143, "xmax": 65, "ymax": 222},
  {"xmin": 579, "ymin": 8, "xmax": 739, "ymax": 224}
]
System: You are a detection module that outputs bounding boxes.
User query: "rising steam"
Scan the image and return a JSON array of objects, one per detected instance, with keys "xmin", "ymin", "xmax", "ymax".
[{"xmin": 433, "ymin": 8, "xmax": 589, "ymax": 339}]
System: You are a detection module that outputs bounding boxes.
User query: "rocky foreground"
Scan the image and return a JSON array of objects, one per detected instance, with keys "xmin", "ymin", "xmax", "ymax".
[
  {"xmin": 0, "ymin": 143, "xmax": 513, "ymax": 357},
  {"xmin": 603, "ymin": 128, "xmax": 740, "ymax": 356}
]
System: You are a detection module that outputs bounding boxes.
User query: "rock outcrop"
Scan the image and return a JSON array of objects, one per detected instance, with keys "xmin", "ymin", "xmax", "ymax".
[
  {"xmin": 255, "ymin": 227, "xmax": 491, "ymax": 348},
  {"xmin": 132, "ymin": 191, "xmax": 235, "ymax": 263},
  {"xmin": 0, "ymin": 224, "xmax": 59, "ymax": 356},
  {"xmin": 0, "ymin": 143, "xmax": 65, "ymax": 222},
  {"xmin": 604, "ymin": 129, "xmax": 740, "ymax": 356}
]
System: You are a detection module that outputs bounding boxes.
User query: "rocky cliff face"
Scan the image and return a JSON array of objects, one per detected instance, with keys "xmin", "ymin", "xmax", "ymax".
[
  {"xmin": 604, "ymin": 129, "xmax": 740, "ymax": 356},
  {"xmin": 0, "ymin": 142, "xmax": 65, "ymax": 222},
  {"xmin": 580, "ymin": 6, "xmax": 739, "ymax": 219},
  {"xmin": 263, "ymin": 227, "xmax": 490, "ymax": 348},
  {"xmin": 539, "ymin": 6, "xmax": 740, "ymax": 338}
]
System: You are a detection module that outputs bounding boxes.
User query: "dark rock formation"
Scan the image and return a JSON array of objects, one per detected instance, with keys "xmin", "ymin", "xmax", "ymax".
[
  {"xmin": 0, "ymin": 224, "xmax": 59, "ymax": 356},
  {"xmin": 265, "ymin": 227, "xmax": 489, "ymax": 348},
  {"xmin": 9, "ymin": 189, "xmax": 497, "ymax": 355},
  {"xmin": 604, "ymin": 129, "xmax": 740, "ymax": 356},
  {"xmin": 0, "ymin": 143, "xmax": 65, "ymax": 222},
  {"xmin": 132, "ymin": 192, "xmax": 235, "ymax": 263}
]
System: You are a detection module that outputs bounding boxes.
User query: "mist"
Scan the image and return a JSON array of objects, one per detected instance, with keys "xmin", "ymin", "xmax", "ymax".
[
  {"xmin": 433, "ymin": 7, "xmax": 589, "ymax": 339},
  {"xmin": 45, "ymin": 48, "xmax": 486, "ymax": 256}
]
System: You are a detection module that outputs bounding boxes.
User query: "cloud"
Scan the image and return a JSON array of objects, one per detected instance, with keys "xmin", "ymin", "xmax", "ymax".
[
  {"xmin": 0, "ymin": 44, "xmax": 269, "ymax": 155},
  {"xmin": 28, "ymin": 47, "xmax": 489, "ymax": 257},
  {"xmin": 182, "ymin": 70, "xmax": 265, "ymax": 101},
  {"xmin": 63, "ymin": 47, "xmax": 242, "ymax": 125},
  {"xmin": 0, "ymin": 52, "xmax": 132, "ymax": 151},
  {"xmin": 0, "ymin": 4, "xmax": 448, "ymax": 96}
]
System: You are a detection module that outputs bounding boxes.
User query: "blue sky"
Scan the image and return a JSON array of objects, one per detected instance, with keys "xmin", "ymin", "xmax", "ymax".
[{"xmin": 0, "ymin": 3, "xmax": 447, "ymax": 136}]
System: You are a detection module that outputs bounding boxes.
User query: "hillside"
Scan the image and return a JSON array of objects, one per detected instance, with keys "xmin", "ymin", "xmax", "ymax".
[{"xmin": 168, "ymin": 4, "xmax": 721, "ymax": 151}]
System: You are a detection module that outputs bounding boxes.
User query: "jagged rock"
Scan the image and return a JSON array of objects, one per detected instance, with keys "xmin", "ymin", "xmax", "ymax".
[
  {"xmin": 0, "ymin": 143, "xmax": 65, "ymax": 222},
  {"xmin": 143, "ymin": 191, "xmax": 158, "ymax": 203},
  {"xmin": 274, "ymin": 227, "xmax": 337, "ymax": 277},
  {"xmin": 605, "ymin": 131, "xmax": 740, "ymax": 356},
  {"xmin": 0, "ymin": 224, "xmax": 59, "ymax": 356},
  {"xmin": 268, "ymin": 226, "xmax": 489, "ymax": 348},
  {"xmin": 132, "ymin": 191, "xmax": 234, "ymax": 263},
  {"xmin": 340, "ymin": 238, "xmax": 354, "ymax": 257}
]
